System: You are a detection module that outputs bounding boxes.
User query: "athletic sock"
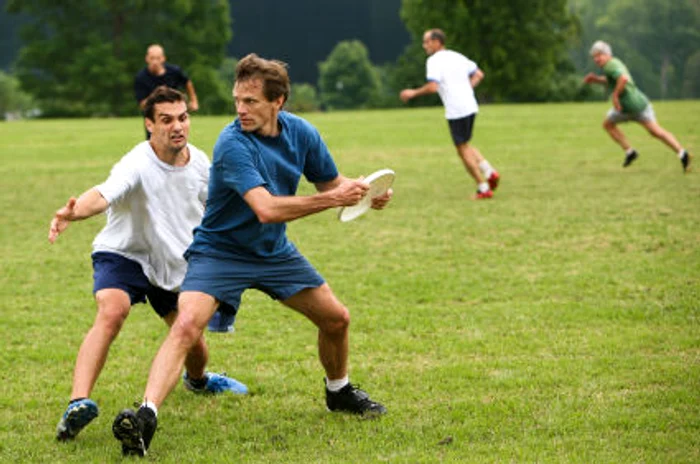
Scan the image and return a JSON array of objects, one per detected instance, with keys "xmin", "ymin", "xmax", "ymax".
[
  {"xmin": 187, "ymin": 374, "xmax": 209, "ymax": 390},
  {"xmin": 478, "ymin": 182, "xmax": 490, "ymax": 193},
  {"xmin": 326, "ymin": 376, "xmax": 349, "ymax": 392},
  {"xmin": 678, "ymin": 149, "xmax": 686, "ymax": 159},
  {"xmin": 141, "ymin": 401, "xmax": 158, "ymax": 417},
  {"xmin": 625, "ymin": 148, "xmax": 636, "ymax": 156},
  {"xmin": 478, "ymin": 160, "xmax": 494, "ymax": 178}
]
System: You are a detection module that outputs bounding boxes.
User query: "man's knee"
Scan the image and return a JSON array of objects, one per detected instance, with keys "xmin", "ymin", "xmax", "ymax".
[
  {"xmin": 170, "ymin": 310, "xmax": 206, "ymax": 347},
  {"xmin": 603, "ymin": 119, "xmax": 615, "ymax": 131},
  {"xmin": 321, "ymin": 305, "xmax": 350, "ymax": 335},
  {"xmin": 94, "ymin": 295, "xmax": 130, "ymax": 338}
]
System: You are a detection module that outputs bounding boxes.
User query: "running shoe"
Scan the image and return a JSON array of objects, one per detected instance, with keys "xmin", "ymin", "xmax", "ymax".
[
  {"xmin": 112, "ymin": 406, "xmax": 157, "ymax": 457},
  {"xmin": 56, "ymin": 398, "xmax": 99, "ymax": 441},
  {"xmin": 183, "ymin": 372, "xmax": 248, "ymax": 395},
  {"xmin": 623, "ymin": 150, "xmax": 639, "ymax": 167},
  {"xmin": 326, "ymin": 382, "xmax": 387, "ymax": 417},
  {"xmin": 488, "ymin": 171, "xmax": 500, "ymax": 191}
]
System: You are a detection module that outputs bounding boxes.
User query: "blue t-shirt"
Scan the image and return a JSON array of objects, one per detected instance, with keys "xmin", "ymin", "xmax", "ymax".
[{"xmin": 186, "ymin": 111, "xmax": 339, "ymax": 261}]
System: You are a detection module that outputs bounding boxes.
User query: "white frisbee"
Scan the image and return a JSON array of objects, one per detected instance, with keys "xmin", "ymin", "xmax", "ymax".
[{"xmin": 338, "ymin": 168, "xmax": 395, "ymax": 223}]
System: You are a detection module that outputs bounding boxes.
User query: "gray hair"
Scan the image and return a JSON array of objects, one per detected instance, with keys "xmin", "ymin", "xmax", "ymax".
[{"xmin": 590, "ymin": 40, "xmax": 612, "ymax": 56}]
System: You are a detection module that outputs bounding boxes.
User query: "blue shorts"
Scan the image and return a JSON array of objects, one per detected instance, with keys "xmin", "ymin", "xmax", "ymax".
[
  {"xmin": 92, "ymin": 252, "xmax": 178, "ymax": 318},
  {"xmin": 181, "ymin": 250, "xmax": 325, "ymax": 311}
]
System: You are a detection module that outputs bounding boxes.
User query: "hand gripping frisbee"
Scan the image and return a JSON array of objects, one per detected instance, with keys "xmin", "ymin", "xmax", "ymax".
[{"xmin": 338, "ymin": 168, "xmax": 395, "ymax": 223}]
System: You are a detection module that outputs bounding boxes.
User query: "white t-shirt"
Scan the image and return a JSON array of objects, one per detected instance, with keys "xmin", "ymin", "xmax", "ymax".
[
  {"xmin": 93, "ymin": 141, "xmax": 210, "ymax": 291},
  {"xmin": 426, "ymin": 49, "xmax": 479, "ymax": 120}
]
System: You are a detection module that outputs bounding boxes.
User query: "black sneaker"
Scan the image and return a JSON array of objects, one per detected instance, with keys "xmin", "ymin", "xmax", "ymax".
[
  {"xmin": 112, "ymin": 406, "xmax": 157, "ymax": 456},
  {"xmin": 623, "ymin": 150, "xmax": 638, "ymax": 167},
  {"xmin": 680, "ymin": 150, "xmax": 692, "ymax": 173},
  {"xmin": 325, "ymin": 381, "xmax": 387, "ymax": 417}
]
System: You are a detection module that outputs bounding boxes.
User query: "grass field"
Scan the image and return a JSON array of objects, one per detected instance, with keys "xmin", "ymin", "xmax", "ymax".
[{"xmin": 1, "ymin": 101, "xmax": 699, "ymax": 463}]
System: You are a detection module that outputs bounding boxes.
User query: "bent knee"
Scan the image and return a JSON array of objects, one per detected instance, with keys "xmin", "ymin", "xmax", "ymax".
[
  {"xmin": 95, "ymin": 298, "xmax": 130, "ymax": 336},
  {"xmin": 603, "ymin": 120, "xmax": 615, "ymax": 130},
  {"xmin": 170, "ymin": 312, "xmax": 205, "ymax": 346},
  {"xmin": 322, "ymin": 306, "xmax": 350, "ymax": 334}
]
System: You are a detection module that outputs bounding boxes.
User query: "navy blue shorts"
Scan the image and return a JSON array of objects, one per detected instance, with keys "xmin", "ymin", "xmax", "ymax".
[
  {"xmin": 181, "ymin": 250, "xmax": 325, "ymax": 311},
  {"xmin": 92, "ymin": 252, "xmax": 178, "ymax": 318},
  {"xmin": 448, "ymin": 114, "xmax": 476, "ymax": 145},
  {"xmin": 92, "ymin": 252, "xmax": 238, "ymax": 320}
]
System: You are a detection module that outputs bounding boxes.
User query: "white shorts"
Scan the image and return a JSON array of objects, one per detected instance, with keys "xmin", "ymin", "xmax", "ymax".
[{"xmin": 606, "ymin": 104, "xmax": 656, "ymax": 124}]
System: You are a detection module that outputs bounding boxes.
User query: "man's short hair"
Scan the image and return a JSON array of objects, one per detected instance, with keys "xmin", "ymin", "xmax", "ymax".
[
  {"xmin": 235, "ymin": 53, "xmax": 291, "ymax": 103},
  {"xmin": 590, "ymin": 40, "xmax": 612, "ymax": 56},
  {"xmin": 143, "ymin": 86, "xmax": 186, "ymax": 121},
  {"xmin": 428, "ymin": 29, "xmax": 446, "ymax": 45}
]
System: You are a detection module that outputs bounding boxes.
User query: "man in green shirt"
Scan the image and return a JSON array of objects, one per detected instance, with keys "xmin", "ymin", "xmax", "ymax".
[{"xmin": 583, "ymin": 40, "xmax": 691, "ymax": 172}]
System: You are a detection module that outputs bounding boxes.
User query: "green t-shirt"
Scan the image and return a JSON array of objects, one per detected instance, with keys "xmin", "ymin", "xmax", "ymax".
[{"xmin": 602, "ymin": 57, "xmax": 649, "ymax": 114}]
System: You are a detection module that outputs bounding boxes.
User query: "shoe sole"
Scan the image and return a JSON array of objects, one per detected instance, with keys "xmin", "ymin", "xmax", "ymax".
[
  {"xmin": 112, "ymin": 410, "xmax": 146, "ymax": 456},
  {"xmin": 56, "ymin": 401, "xmax": 99, "ymax": 441}
]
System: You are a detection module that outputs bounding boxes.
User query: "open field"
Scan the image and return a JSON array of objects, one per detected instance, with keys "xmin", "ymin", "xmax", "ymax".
[{"xmin": 0, "ymin": 101, "xmax": 698, "ymax": 463}]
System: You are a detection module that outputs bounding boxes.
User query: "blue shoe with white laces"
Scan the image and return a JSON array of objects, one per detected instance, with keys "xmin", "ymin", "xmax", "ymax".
[
  {"xmin": 183, "ymin": 372, "xmax": 248, "ymax": 395},
  {"xmin": 56, "ymin": 398, "xmax": 99, "ymax": 441}
]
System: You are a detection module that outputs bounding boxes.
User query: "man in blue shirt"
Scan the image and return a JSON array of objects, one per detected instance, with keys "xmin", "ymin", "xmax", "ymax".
[{"xmin": 113, "ymin": 54, "xmax": 391, "ymax": 456}]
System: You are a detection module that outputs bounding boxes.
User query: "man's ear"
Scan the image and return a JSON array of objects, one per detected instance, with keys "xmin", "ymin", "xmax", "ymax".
[
  {"xmin": 275, "ymin": 95, "xmax": 285, "ymax": 110},
  {"xmin": 145, "ymin": 118, "xmax": 155, "ymax": 134}
]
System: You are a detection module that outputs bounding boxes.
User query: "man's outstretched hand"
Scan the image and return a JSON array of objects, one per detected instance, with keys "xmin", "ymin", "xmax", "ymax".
[{"xmin": 49, "ymin": 197, "xmax": 77, "ymax": 244}]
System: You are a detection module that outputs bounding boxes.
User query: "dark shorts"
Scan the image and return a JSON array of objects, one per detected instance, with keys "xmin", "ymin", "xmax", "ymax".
[
  {"xmin": 181, "ymin": 250, "xmax": 326, "ymax": 311},
  {"xmin": 92, "ymin": 252, "xmax": 237, "ymax": 321},
  {"xmin": 447, "ymin": 114, "xmax": 476, "ymax": 145},
  {"xmin": 92, "ymin": 252, "xmax": 177, "ymax": 318}
]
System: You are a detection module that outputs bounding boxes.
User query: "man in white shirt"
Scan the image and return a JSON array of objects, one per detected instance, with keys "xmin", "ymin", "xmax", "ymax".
[
  {"xmin": 49, "ymin": 87, "xmax": 246, "ymax": 444},
  {"xmin": 401, "ymin": 29, "xmax": 500, "ymax": 200}
]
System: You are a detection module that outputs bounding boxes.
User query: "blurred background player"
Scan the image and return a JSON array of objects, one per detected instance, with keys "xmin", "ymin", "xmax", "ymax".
[
  {"xmin": 50, "ymin": 87, "xmax": 245, "ymax": 443},
  {"xmin": 400, "ymin": 28, "xmax": 500, "ymax": 199},
  {"xmin": 584, "ymin": 40, "xmax": 692, "ymax": 172},
  {"xmin": 134, "ymin": 44, "xmax": 199, "ymax": 139}
]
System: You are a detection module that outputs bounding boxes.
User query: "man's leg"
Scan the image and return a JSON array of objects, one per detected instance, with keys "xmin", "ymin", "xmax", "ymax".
[
  {"xmin": 603, "ymin": 118, "xmax": 632, "ymax": 151},
  {"xmin": 57, "ymin": 288, "xmax": 131, "ymax": 441},
  {"xmin": 283, "ymin": 284, "xmax": 349, "ymax": 380},
  {"xmin": 112, "ymin": 291, "xmax": 218, "ymax": 456},
  {"xmin": 282, "ymin": 283, "xmax": 386, "ymax": 415},
  {"xmin": 456, "ymin": 142, "xmax": 485, "ymax": 184},
  {"xmin": 162, "ymin": 311, "xmax": 208, "ymax": 381},
  {"xmin": 640, "ymin": 120, "xmax": 683, "ymax": 152},
  {"xmin": 144, "ymin": 292, "xmax": 218, "ymax": 408}
]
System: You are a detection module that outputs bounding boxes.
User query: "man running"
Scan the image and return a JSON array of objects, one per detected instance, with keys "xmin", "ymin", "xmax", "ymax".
[
  {"xmin": 583, "ymin": 40, "xmax": 692, "ymax": 171},
  {"xmin": 50, "ymin": 87, "xmax": 245, "ymax": 443},
  {"xmin": 400, "ymin": 28, "xmax": 500, "ymax": 199},
  {"xmin": 135, "ymin": 44, "xmax": 199, "ymax": 138},
  {"xmin": 112, "ymin": 54, "xmax": 390, "ymax": 456}
]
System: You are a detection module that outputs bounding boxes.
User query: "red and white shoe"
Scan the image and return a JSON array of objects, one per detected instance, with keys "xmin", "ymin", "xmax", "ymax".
[
  {"xmin": 474, "ymin": 190, "xmax": 493, "ymax": 200},
  {"xmin": 487, "ymin": 171, "xmax": 500, "ymax": 191}
]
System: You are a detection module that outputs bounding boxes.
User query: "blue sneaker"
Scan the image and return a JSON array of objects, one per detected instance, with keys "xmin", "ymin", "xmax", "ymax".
[
  {"xmin": 56, "ymin": 398, "xmax": 99, "ymax": 441},
  {"xmin": 183, "ymin": 372, "xmax": 248, "ymax": 395},
  {"xmin": 208, "ymin": 310, "xmax": 236, "ymax": 333}
]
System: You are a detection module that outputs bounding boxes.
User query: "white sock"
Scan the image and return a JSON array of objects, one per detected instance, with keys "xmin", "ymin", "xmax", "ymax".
[
  {"xmin": 141, "ymin": 401, "xmax": 158, "ymax": 417},
  {"xmin": 678, "ymin": 149, "xmax": 686, "ymax": 159},
  {"xmin": 625, "ymin": 148, "xmax": 635, "ymax": 156},
  {"xmin": 478, "ymin": 182, "xmax": 490, "ymax": 193},
  {"xmin": 478, "ymin": 160, "xmax": 494, "ymax": 178},
  {"xmin": 326, "ymin": 376, "xmax": 349, "ymax": 392}
]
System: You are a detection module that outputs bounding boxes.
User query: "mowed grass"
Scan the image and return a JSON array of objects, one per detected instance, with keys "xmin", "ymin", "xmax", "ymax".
[{"xmin": 0, "ymin": 101, "xmax": 698, "ymax": 463}]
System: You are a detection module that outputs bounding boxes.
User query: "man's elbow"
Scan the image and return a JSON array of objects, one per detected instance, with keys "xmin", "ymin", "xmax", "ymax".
[{"xmin": 253, "ymin": 206, "xmax": 280, "ymax": 224}]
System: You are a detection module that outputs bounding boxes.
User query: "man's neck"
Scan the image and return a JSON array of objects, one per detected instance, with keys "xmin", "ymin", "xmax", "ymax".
[
  {"xmin": 149, "ymin": 65, "xmax": 166, "ymax": 76},
  {"xmin": 256, "ymin": 112, "xmax": 281, "ymax": 137},
  {"xmin": 149, "ymin": 142, "xmax": 189, "ymax": 167}
]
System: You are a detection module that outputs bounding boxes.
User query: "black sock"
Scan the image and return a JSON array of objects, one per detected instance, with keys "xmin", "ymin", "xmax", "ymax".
[
  {"xmin": 69, "ymin": 397, "xmax": 87, "ymax": 405},
  {"xmin": 188, "ymin": 375, "xmax": 208, "ymax": 389}
]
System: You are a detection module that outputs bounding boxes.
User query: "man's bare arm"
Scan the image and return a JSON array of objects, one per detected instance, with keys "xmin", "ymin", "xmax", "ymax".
[
  {"xmin": 583, "ymin": 73, "xmax": 607, "ymax": 85},
  {"xmin": 243, "ymin": 178, "xmax": 369, "ymax": 224},
  {"xmin": 400, "ymin": 81, "xmax": 439, "ymax": 102},
  {"xmin": 186, "ymin": 80, "xmax": 199, "ymax": 112},
  {"xmin": 48, "ymin": 188, "xmax": 109, "ymax": 243},
  {"xmin": 470, "ymin": 69, "xmax": 484, "ymax": 88}
]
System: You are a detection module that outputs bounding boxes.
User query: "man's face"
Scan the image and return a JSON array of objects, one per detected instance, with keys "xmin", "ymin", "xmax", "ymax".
[
  {"xmin": 592, "ymin": 52, "xmax": 611, "ymax": 68},
  {"xmin": 145, "ymin": 101, "xmax": 189, "ymax": 152},
  {"xmin": 422, "ymin": 32, "xmax": 440, "ymax": 56},
  {"xmin": 146, "ymin": 46, "xmax": 166, "ymax": 73},
  {"xmin": 233, "ymin": 78, "xmax": 283, "ymax": 133}
]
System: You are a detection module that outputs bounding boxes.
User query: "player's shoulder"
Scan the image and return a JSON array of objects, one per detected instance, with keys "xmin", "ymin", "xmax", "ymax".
[
  {"xmin": 213, "ymin": 120, "xmax": 255, "ymax": 158},
  {"xmin": 164, "ymin": 63, "xmax": 183, "ymax": 73},
  {"xmin": 279, "ymin": 111, "xmax": 317, "ymax": 135},
  {"xmin": 187, "ymin": 143, "xmax": 210, "ymax": 165},
  {"xmin": 134, "ymin": 67, "xmax": 149, "ymax": 80}
]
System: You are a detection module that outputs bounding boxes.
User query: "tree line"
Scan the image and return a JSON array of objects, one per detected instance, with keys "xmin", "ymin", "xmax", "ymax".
[{"xmin": 2, "ymin": 0, "xmax": 699, "ymax": 118}]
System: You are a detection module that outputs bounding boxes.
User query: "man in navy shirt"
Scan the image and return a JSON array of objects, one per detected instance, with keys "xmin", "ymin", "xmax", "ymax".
[
  {"xmin": 134, "ymin": 44, "xmax": 199, "ymax": 138},
  {"xmin": 113, "ymin": 54, "xmax": 391, "ymax": 456}
]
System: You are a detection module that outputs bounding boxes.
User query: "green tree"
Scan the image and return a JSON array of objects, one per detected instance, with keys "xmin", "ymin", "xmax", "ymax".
[
  {"xmin": 0, "ymin": 71, "xmax": 33, "ymax": 119},
  {"xmin": 318, "ymin": 40, "xmax": 382, "ymax": 110},
  {"xmin": 596, "ymin": 0, "xmax": 700, "ymax": 99},
  {"xmin": 399, "ymin": 0, "xmax": 578, "ymax": 102},
  {"xmin": 286, "ymin": 83, "xmax": 320, "ymax": 113},
  {"xmin": 7, "ymin": 0, "xmax": 231, "ymax": 117}
]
